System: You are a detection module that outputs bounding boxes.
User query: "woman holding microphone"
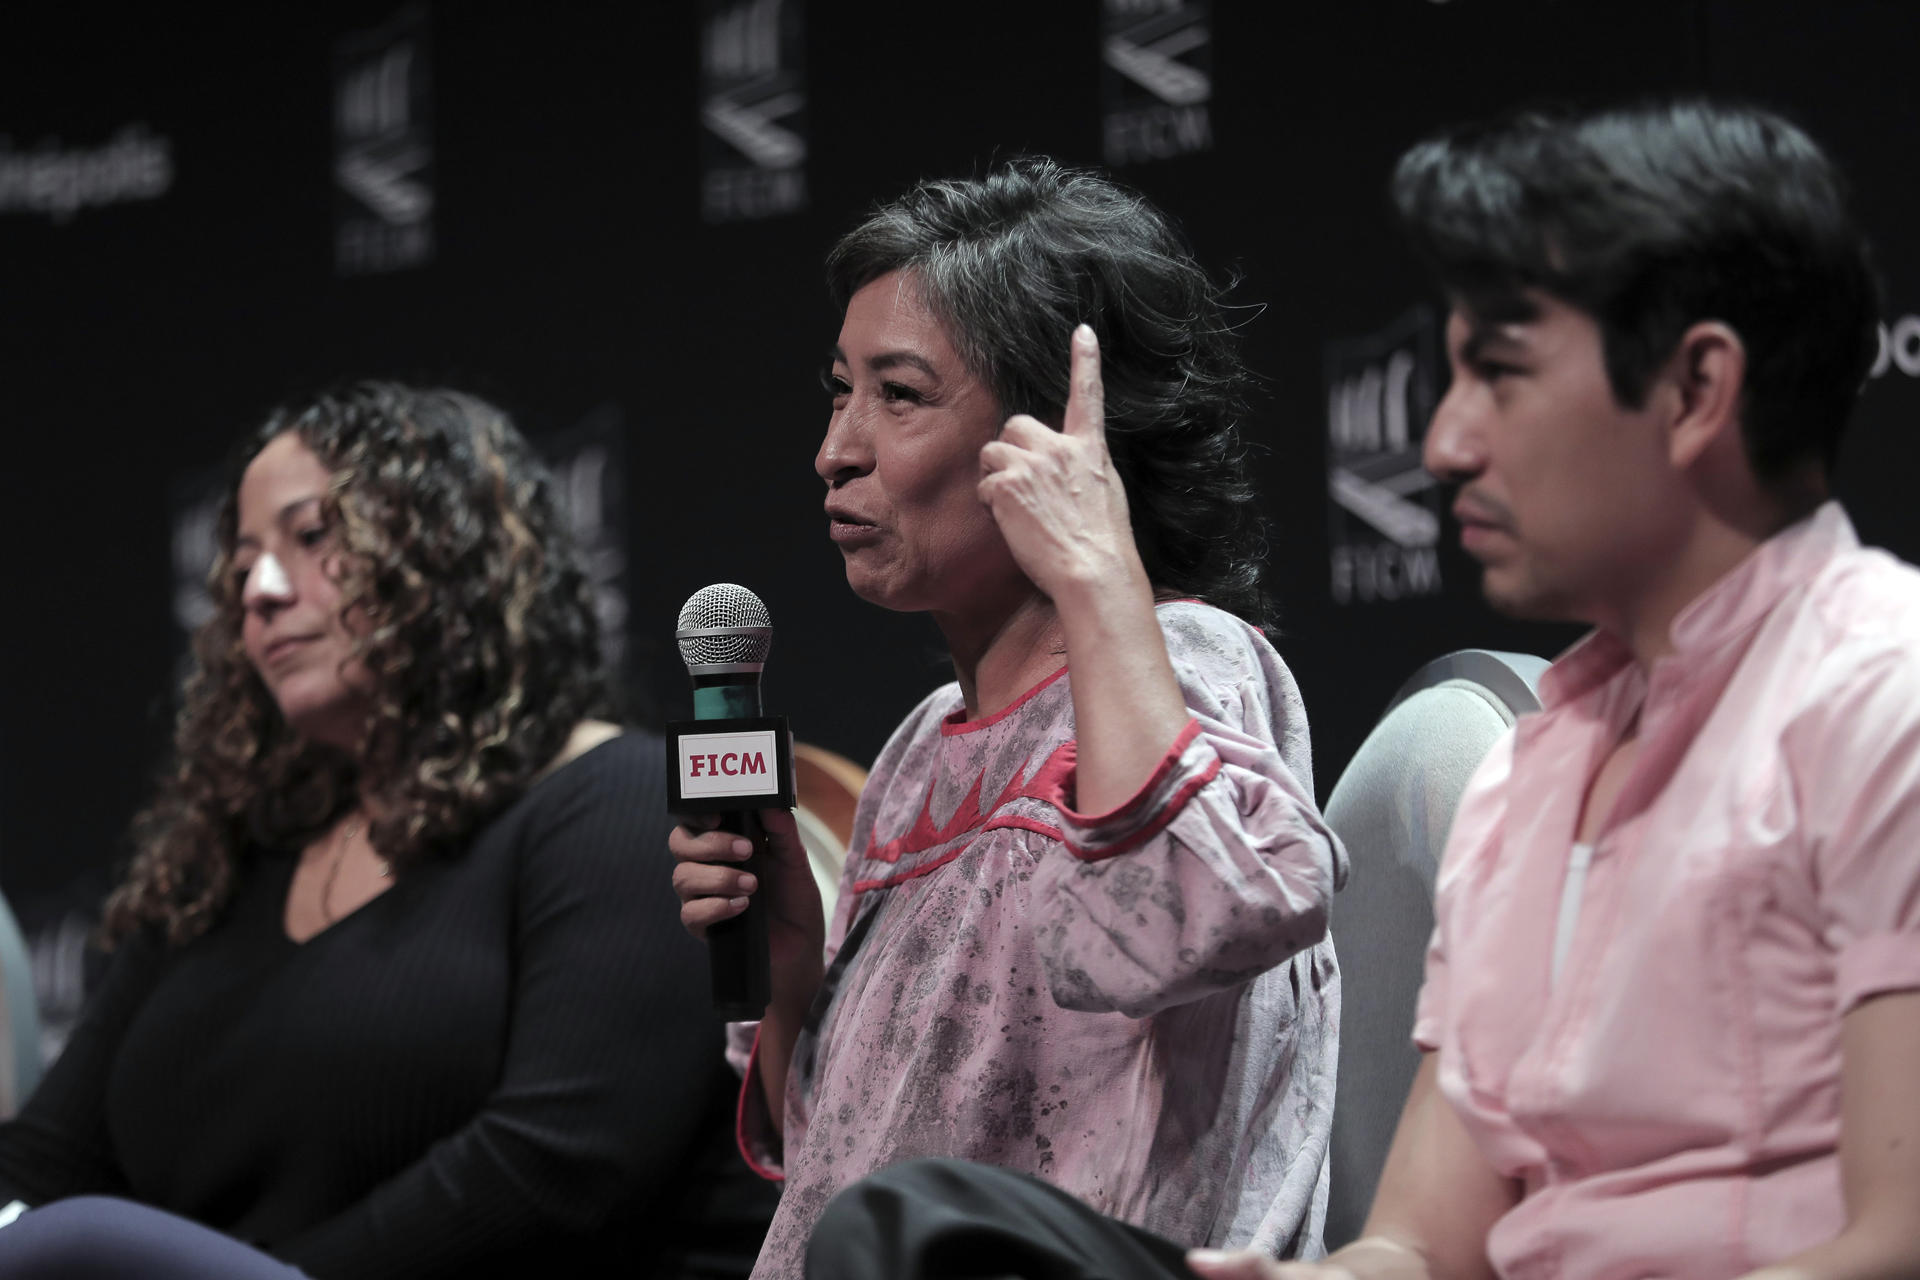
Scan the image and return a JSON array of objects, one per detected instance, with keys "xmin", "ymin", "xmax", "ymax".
[{"xmin": 672, "ymin": 158, "xmax": 1347, "ymax": 1278}]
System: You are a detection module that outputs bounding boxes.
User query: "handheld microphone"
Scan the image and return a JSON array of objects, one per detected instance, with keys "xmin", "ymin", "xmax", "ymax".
[{"xmin": 668, "ymin": 584, "xmax": 793, "ymax": 1019}]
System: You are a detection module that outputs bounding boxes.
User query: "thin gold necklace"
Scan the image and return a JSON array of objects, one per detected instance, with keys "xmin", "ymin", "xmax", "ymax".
[{"xmin": 319, "ymin": 816, "xmax": 392, "ymax": 923}]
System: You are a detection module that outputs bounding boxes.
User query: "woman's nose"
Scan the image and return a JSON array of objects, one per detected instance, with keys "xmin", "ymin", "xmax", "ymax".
[
  {"xmin": 242, "ymin": 552, "xmax": 294, "ymax": 610},
  {"xmin": 815, "ymin": 406, "xmax": 873, "ymax": 484}
]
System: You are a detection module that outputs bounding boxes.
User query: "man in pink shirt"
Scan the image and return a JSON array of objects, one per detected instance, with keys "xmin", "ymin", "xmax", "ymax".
[
  {"xmin": 809, "ymin": 99, "xmax": 1920, "ymax": 1280},
  {"xmin": 1190, "ymin": 100, "xmax": 1920, "ymax": 1280}
]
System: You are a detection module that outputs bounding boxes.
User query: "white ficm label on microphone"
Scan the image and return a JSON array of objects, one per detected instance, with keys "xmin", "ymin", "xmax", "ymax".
[{"xmin": 677, "ymin": 729, "xmax": 782, "ymax": 798}]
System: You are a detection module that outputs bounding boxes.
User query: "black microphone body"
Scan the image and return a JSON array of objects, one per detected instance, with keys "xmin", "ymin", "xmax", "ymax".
[
  {"xmin": 670, "ymin": 586, "xmax": 790, "ymax": 1020},
  {"xmin": 691, "ymin": 672, "xmax": 773, "ymax": 1019}
]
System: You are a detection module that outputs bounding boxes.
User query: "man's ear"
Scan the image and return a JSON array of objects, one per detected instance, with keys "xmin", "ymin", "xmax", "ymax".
[{"xmin": 1664, "ymin": 321, "xmax": 1747, "ymax": 471}]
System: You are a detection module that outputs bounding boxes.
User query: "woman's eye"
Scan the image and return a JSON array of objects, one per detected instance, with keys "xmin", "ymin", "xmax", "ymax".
[
  {"xmin": 819, "ymin": 369, "xmax": 851, "ymax": 398},
  {"xmin": 296, "ymin": 525, "xmax": 329, "ymax": 548},
  {"xmin": 881, "ymin": 382, "xmax": 923, "ymax": 404}
]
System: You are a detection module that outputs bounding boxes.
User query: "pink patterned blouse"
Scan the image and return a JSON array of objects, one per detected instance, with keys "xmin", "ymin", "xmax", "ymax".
[{"xmin": 733, "ymin": 601, "xmax": 1346, "ymax": 1278}]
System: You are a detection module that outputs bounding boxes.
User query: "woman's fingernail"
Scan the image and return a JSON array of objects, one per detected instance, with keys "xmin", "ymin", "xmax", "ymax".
[
  {"xmin": 732, "ymin": 838, "xmax": 753, "ymax": 857},
  {"xmin": 738, "ymin": 874, "xmax": 757, "ymax": 893}
]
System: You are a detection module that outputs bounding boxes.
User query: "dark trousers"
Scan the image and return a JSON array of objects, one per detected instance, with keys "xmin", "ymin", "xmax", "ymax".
[
  {"xmin": 805, "ymin": 1158, "xmax": 1200, "ymax": 1280},
  {"xmin": 0, "ymin": 1197, "xmax": 307, "ymax": 1279}
]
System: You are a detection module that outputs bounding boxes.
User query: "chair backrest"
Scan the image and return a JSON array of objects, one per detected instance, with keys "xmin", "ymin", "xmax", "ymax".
[
  {"xmin": 1321, "ymin": 649, "xmax": 1547, "ymax": 1248},
  {"xmin": 791, "ymin": 741, "xmax": 868, "ymax": 929},
  {"xmin": 0, "ymin": 888, "xmax": 42, "ymax": 1116}
]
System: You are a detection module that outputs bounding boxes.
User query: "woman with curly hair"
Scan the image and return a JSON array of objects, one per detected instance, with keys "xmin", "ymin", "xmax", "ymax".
[
  {"xmin": 0, "ymin": 385, "xmax": 763, "ymax": 1278},
  {"xmin": 671, "ymin": 157, "xmax": 1347, "ymax": 1279}
]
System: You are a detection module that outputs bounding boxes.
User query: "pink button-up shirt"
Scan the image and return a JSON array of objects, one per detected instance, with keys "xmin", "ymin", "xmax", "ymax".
[{"xmin": 1415, "ymin": 503, "xmax": 1920, "ymax": 1279}]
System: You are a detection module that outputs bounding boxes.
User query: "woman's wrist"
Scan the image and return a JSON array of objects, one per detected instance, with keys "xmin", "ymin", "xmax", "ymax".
[
  {"xmin": 1050, "ymin": 569, "xmax": 1191, "ymax": 817},
  {"xmin": 767, "ymin": 950, "xmax": 824, "ymax": 1018},
  {"xmin": 1045, "ymin": 547, "xmax": 1154, "ymax": 622}
]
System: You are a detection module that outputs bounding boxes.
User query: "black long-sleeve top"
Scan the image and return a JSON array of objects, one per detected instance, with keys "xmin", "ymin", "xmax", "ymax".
[{"xmin": 0, "ymin": 732, "xmax": 769, "ymax": 1277}]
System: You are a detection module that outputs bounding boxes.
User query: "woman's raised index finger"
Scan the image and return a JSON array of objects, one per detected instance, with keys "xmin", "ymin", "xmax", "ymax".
[{"xmin": 1063, "ymin": 324, "xmax": 1105, "ymax": 440}]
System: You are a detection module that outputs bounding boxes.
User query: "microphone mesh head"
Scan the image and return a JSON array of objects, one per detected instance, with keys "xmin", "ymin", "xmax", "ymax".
[{"xmin": 676, "ymin": 583, "xmax": 773, "ymax": 668}]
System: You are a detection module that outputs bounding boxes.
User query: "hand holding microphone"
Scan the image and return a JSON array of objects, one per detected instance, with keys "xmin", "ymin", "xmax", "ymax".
[{"xmin": 666, "ymin": 584, "xmax": 824, "ymax": 1020}]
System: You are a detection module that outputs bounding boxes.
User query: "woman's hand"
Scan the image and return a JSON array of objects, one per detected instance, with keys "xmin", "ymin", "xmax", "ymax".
[
  {"xmin": 1188, "ymin": 1239, "xmax": 1423, "ymax": 1280},
  {"xmin": 1187, "ymin": 1252, "xmax": 1341, "ymax": 1280},
  {"xmin": 670, "ymin": 809, "xmax": 827, "ymax": 1133},
  {"xmin": 668, "ymin": 809, "xmax": 825, "ymax": 969},
  {"xmin": 1184, "ymin": 1251, "xmax": 1294, "ymax": 1279},
  {"xmin": 977, "ymin": 324, "xmax": 1149, "ymax": 608},
  {"xmin": 980, "ymin": 323, "xmax": 1191, "ymax": 815}
]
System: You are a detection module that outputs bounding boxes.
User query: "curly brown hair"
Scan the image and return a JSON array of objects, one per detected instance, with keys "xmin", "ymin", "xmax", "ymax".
[{"xmin": 105, "ymin": 383, "xmax": 610, "ymax": 946}]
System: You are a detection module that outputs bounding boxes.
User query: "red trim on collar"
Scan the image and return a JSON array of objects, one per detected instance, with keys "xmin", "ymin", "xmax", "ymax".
[{"xmin": 941, "ymin": 665, "xmax": 1068, "ymax": 736}]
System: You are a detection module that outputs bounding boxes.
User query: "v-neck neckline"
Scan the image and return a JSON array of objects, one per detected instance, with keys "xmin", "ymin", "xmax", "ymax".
[
  {"xmin": 278, "ymin": 847, "xmax": 395, "ymax": 947},
  {"xmin": 272, "ymin": 731, "xmax": 630, "ymax": 946}
]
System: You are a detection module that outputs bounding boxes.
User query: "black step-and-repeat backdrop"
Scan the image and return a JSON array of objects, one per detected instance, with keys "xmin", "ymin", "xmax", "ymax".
[{"xmin": 4, "ymin": 1, "xmax": 1917, "ymax": 1049}]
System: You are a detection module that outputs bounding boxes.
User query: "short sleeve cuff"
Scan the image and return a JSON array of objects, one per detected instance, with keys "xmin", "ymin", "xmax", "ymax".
[
  {"xmin": 1834, "ymin": 931, "xmax": 1920, "ymax": 1015},
  {"xmin": 1412, "ymin": 984, "xmax": 1445, "ymax": 1052},
  {"xmin": 1412, "ymin": 926, "xmax": 1448, "ymax": 1051},
  {"xmin": 1045, "ymin": 719, "xmax": 1220, "ymax": 863}
]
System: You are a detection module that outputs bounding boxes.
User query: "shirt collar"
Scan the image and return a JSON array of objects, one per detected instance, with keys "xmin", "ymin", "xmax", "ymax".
[{"xmin": 1537, "ymin": 501, "xmax": 1856, "ymax": 710}]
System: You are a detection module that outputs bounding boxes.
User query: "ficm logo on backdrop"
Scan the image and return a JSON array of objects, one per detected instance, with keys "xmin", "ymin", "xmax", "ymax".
[
  {"xmin": 1102, "ymin": 0, "xmax": 1212, "ymax": 167},
  {"xmin": 1871, "ymin": 313, "xmax": 1920, "ymax": 381},
  {"xmin": 542, "ymin": 405, "xmax": 632, "ymax": 676},
  {"xmin": 1325, "ymin": 307, "xmax": 1446, "ymax": 605},
  {"xmin": 0, "ymin": 124, "xmax": 173, "ymax": 224},
  {"xmin": 701, "ymin": 0, "xmax": 808, "ymax": 224},
  {"xmin": 333, "ymin": 4, "xmax": 434, "ymax": 276}
]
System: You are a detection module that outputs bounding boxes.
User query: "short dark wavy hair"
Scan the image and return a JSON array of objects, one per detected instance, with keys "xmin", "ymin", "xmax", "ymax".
[
  {"xmin": 1393, "ymin": 98, "xmax": 1881, "ymax": 482},
  {"xmin": 827, "ymin": 156, "xmax": 1271, "ymax": 626},
  {"xmin": 106, "ymin": 383, "xmax": 610, "ymax": 945}
]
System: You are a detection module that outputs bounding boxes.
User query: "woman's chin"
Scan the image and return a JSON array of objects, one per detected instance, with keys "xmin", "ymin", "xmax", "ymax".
[
  {"xmin": 273, "ymin": 692, "xmax": 368, "ymax": 753},
  {"xmin": 842, "ymin": 566, "xmax": 912, "ymax": 613}
]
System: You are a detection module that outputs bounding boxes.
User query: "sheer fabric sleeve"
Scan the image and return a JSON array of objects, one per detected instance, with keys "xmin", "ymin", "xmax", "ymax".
[{"xmin": 1030, "ymin": 610, "xmax": 1346, "ymax": 1018}]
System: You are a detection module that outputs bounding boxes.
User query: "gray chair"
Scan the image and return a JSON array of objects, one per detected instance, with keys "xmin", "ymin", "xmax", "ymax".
[
  {"xmin": 0, "ymin": 888, "xmax": 41, "ymax": 1116},
  {"xmin": 1322, "ymin": 649, "xmax": 1548, "ymax": 1248}
]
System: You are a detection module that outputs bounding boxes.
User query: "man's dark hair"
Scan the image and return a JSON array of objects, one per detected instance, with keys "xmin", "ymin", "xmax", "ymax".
[
  {"xmin": 827, "ymin": 155, "xmax": 1271, "ymax": 627},
  {"xmin": 1393, "ymin": 99, "xmax": 1881, "ymax": 482}
]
